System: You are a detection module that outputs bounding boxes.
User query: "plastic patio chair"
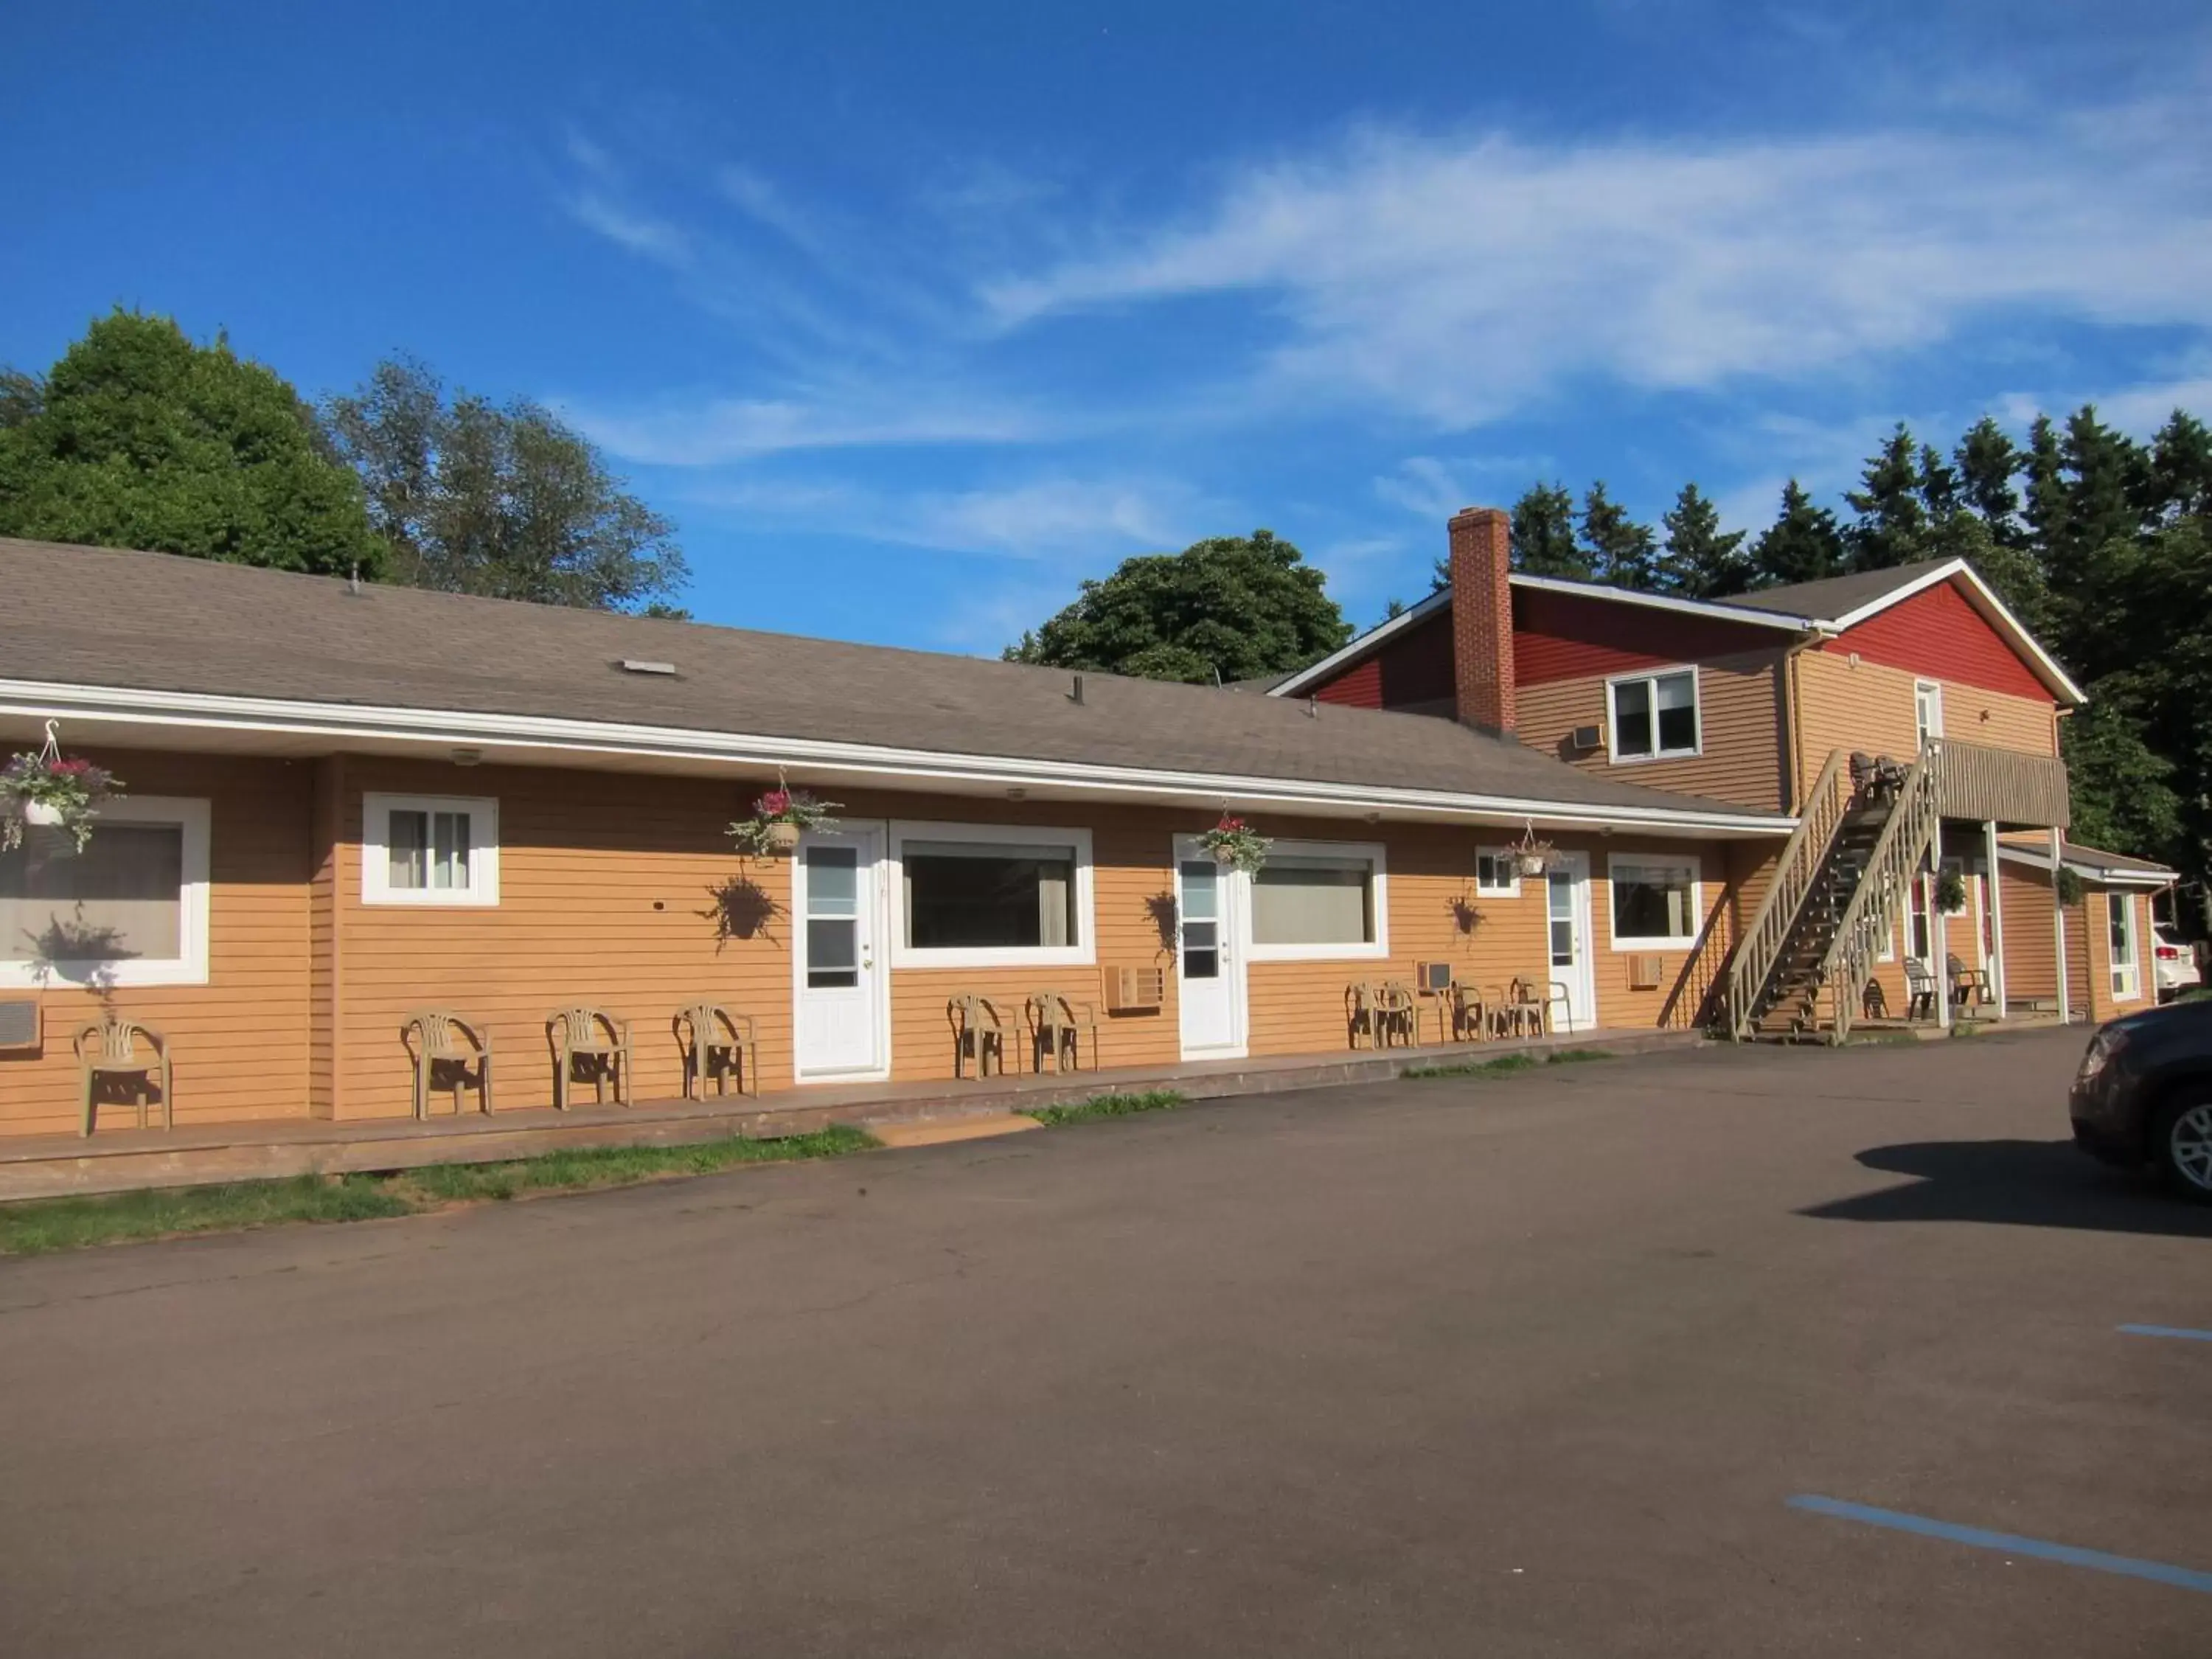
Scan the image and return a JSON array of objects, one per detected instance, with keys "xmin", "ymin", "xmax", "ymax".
[
  {"xmin": 549, "ymin": 1006, "xmax": 634, "ymax": 1109},
  {"xmin": 401, "ymin": 1009, "xmax": 493, "ymax": 1119},
  {"xmin": 73, "ymin": 1015, "xmax": 173, "ymax": 1137},
  {"xmin": 675, "ymin": 1001, "xmax": 759, "ymax": 1100}
]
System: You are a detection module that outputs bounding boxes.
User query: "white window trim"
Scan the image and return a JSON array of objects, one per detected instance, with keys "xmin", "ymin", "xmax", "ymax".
[
  {"xmin": 1473, "ymin": 846, "xmax": 1523, "ymax": 897},
  {"xmin": 1245, "ymin": 838, "xmax": 1391, "ymax": 963},
  {"xmin": 1605, "ymin": 667, "xmax": 1703, "ymax": 765},
  {"xmin": 886, "ymin": 818, "xmax": 1096, "ymax": 970},
  {"xmin": 2109, "ymin": 891, "xmax": 2142, "ymax": 1003},
  {"xmin": 362, "ymin": 793, "xmax": 501, "ymax": 907},
  {"xmin": 1, "ymin": 794, "xmax": 211, "ymax": 989},
  {"xmin": 1914, "ymin": 679, "xmax": 1945, "ymax": 751},
  {"xmin": 1606, "ymin": 851, "xmax": 1705, "ymax": 953}
]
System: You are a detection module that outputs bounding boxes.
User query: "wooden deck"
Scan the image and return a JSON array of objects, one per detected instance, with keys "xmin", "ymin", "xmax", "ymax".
[{"xmin": 0, "ymin": 1026, "xmax": 1707, "ymax": 1202}]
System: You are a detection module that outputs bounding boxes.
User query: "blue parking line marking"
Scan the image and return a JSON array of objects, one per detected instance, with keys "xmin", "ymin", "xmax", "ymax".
[
  {"xmin": 1787, "ymin": 1496, "xmax": 2212, "ymax": 1596},
  {"xmin": 2118, "ymin": 1324, "xmax": 2212, "ymax": 1343}
]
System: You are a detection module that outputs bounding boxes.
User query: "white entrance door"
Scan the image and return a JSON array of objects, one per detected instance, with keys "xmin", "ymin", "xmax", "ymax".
[
  {"xmin": 793, "ymin": 826, "xmax": 889, "ymax": 1081},
  {"xmin": 1546, "ymin": 852, "xmax": 1596, "ymax": 1033},
  {"xmin": 1174, "ymin": 841, "xmax": 1247, "ymax": 1058}
]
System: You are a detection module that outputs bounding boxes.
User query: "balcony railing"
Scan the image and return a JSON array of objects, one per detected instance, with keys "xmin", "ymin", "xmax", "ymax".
[{"xmin": 1930, "ymin": 738, "xmax": 2069, "ymax": 830}]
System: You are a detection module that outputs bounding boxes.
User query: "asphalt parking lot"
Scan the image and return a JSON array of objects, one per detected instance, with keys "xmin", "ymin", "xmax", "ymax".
[{"xmin": 2, "ymin": 1027, "xmax": 2207, "ymax": 1658}]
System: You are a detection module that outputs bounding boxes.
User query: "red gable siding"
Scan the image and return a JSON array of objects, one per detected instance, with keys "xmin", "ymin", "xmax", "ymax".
[
  {"xmin": 1512, "ymin": 588, "xmax": 1782, "ymax": 686},
  {"xmin": 1312, "ymin": 608, "xmax": 1457, "ymax": 710},
  {"xmin": 1820, "ymin": 578, "xmax": 2048, "ymax": 700}
]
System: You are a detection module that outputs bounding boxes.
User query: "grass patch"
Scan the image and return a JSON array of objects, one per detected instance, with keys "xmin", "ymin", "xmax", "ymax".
[
  {"xmin": 1023, "ymin": 1090, "xmax": 1187, "ymax": 1127},
  {"xmin": 0, "ymin": 1125, "xmax": 877, "ymax": 1258},
  {"xmin": 1402, "ymin": 1052, "xmax": 1541, "ymax": 1079},
  {"xmin": 0, "ymin": 1174, "xmax": 413, "ymax": 1256},
  {"xmin": 1405, "ymin": 1046, "xmax": 1619, "ymax": 1079},
  {"xmin": 1850, "ymin": 1029, "xmax": 1924, "ymax": 1046}
]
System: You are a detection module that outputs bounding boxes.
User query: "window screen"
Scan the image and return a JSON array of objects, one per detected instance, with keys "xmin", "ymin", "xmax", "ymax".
[
  {"xmin": 1251, "ymin": 855, "xmax": 1375, "ymax": 947},
  {"xmin": 0, "ymin": 824, "xmax": 184, "ymax": 964},
  {"xmin": 903, "ymin": 841, "xmax": 1077, "ymax": 950}
]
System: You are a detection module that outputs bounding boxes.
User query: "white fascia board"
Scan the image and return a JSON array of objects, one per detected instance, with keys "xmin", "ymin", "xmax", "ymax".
[
  {"xmin": 0, "ymin": 678, "xmax": 1795, "ymax": 838},
  {"xmin": 1823, "ymin": 560, "xmax": 2087, "ymax": 706},
  {"xmin": 1269, "ymin": 586, "xmax": 1453, "ymax": 698},
  {"xmin": 1506, "ymin": 572, "xmax": 1818, "ymax": 631},
  {"xmin": 1994, "ymin": 843, "xmax": 2173, "ymax": 886}
]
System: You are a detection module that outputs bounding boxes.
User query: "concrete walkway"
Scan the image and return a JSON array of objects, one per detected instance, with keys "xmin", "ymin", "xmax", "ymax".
[{"xmin": 0, "ymin": 1025, "xmax": 1701, "ymax": 1200}]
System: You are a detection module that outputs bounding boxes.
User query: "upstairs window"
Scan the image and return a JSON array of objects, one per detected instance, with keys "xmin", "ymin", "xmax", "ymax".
[
  {"xmin": 364, "ymin": 795, "xmax": 500, "ymax": 906},
  {"xmin": 1609, "ymin": 669, "xmax": 1700, "ymax": 762}
]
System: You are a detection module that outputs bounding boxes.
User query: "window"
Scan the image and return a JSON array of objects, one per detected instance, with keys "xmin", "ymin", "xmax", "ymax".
[
  {"xmin": 1608, "ymin": 669, "xmax": 1699, "ymax": 762},
  {"xmin": 1474, "ymin": 849, "xmax": 1521, "ymax": 897},
  {"xmin": 1607, "ymin": 854, "xmax": 1701, "ymax": 950},
  {"xmin": 1914, "ymin": 681, "xmax": 1944, "ymax": 752},
  {"xmin": 1247, "ymin": 841, "xmax": 1388, "ymax": 961},
  {"xmin": 363, "ymin": 795, "xmax": 498, "ymax": 905},
  {"xmin": 0, "ymin": 796, "xmax": 209, "ymax": 987},
  {"xmin": 888, "ymin": 821, "xmax": 1093, "ymax": 968},
  {"xmin": 2109, "ymin": 891, "xmax": 2140, "ymax": 1001}
]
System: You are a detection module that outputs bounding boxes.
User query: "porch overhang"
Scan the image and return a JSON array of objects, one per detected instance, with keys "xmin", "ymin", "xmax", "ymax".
[{"xmin": 0, "ymin": 678, "xmax": 1794, "ymax": 841}]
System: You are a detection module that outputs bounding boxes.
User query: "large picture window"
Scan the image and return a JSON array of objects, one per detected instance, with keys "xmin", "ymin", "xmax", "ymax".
[
  {"xmin": 1608, "ymin": 854, "xmax": 1702, "ymax": 950},
  {"xmin": 1609, "ymin": 669, "xmax": 1700, "ymax": 762},
  {"xmin": 0, "ymin": 796, "xmax": 210, "ymax": 987},
  {"xmin": 889, "ymin": 821, "xmax": 1093, "ymax": 969},
  {"xmin": 1247, "ymin": 841, "xmax": 1388, "ymax": 961},
  {"xmin": 364, "ymin": 794, "xmax": 499, "ymax": 906}
]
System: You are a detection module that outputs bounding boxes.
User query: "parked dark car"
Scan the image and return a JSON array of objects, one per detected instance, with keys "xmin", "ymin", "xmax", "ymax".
[{"xmin": 2070, "ymin": 998, "xmax": 2212, "ymax": 1202}]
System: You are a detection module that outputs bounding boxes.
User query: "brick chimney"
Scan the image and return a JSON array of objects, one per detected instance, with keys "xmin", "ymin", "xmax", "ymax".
[{"xmin": 1447, "ymin": 507, "xmax": 1516, "ymax": 735}]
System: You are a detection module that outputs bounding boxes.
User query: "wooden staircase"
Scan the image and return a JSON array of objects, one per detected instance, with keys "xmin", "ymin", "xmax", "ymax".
[{"xmin": 1721, "ymin": 747, "xmax": 1944, "ymax": 1043}]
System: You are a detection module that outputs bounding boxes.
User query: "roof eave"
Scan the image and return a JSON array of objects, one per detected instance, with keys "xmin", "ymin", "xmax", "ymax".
[{"xmin": 0, "ymin": 676, "xmax": 1795, "ymax": 838}]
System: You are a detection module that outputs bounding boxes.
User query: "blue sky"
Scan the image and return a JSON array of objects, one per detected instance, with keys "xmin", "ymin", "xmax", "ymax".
[{"xmin": 6, "ymin": 2, "xmax": 2211, "ymax": 650}]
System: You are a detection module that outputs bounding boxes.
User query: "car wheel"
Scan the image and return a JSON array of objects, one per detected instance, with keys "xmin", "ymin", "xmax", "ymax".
[{"xmin": 2153, "ymin": 1089, "xmax": 2212, "ymax": 1204}]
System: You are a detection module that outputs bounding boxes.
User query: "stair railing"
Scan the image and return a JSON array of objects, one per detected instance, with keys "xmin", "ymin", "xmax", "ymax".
[
  {"xmin": 1720, "ymin": 749, "xmax": 1854, "ymax": 1039},
  {"xmin": 1812, "ymin": 745, "xmax": 1943, "ymax": 1043}
]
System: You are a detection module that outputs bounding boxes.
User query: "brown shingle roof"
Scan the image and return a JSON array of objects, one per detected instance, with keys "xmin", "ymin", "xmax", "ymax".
[
  {"xmin": 1719, "ymin": 559, "xmax": 1957, "ymax": 621},
  {"xmin": 0, "ymin": 539, "xmax": 1784, "ymax": 824}
]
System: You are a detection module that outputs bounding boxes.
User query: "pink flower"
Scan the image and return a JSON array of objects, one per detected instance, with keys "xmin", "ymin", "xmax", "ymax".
[
  {"xmin": 756, "ymin": 788, "xmax": 792, "ymax": 818},
  {"xmin": 49, "ymin": 758, "xmax": 92, "ymax": 777}
]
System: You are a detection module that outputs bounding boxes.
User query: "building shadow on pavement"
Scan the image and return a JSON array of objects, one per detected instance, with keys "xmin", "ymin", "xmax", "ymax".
[{"xmin": 1799, "ymin": 1139, "xmax": 2212, "ymax": 1239}]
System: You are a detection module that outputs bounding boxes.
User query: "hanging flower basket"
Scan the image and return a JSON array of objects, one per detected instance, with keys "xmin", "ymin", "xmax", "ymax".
[
  {"xmin": 1505, "ymin": 821, "xmax": 1557, "ymax": 878},
  {"xmin": 1200, "ymin": 813, "xmax": 1272, "ymax": 874},
  {"xmin": 1, "ymin": 725, "xmax": 121, "ymax": 854},
  {"xmin": 1934, "ymin": 868, "xmax": 1969, "ymax": 915},
  {"xmin": 728, "ymin": 782, "xmax": 842, "ymax": 858}
]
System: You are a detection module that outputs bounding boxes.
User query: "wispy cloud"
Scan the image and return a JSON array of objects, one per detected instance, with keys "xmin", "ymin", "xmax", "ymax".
[
  {"xmin": 568, "ymin": 386, "xmax": 1060, "ymax": 466},
  {"xmin": 979, "ymin": 94, "xmax": 2212, "ymax": 426},
  {"xmin": 688, "ymin": 473, "xmax": 1211, "ymax": 561}
]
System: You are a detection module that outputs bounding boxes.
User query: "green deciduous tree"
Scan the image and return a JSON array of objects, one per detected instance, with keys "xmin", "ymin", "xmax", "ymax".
[
  {"xmin": 0, "ymin": 310, "xmax": 380, "ymax": 574},
  {"xmin": 324, "ymin": 357, "xmax": 686, "ymax": 613},
  {"xmin": 1656, "ymin": 481, "xmax": 1750, "ymax": 598},
  {"xmin": 1006, "ymin": 529, "xmax": 1349, "ymax": 684}
]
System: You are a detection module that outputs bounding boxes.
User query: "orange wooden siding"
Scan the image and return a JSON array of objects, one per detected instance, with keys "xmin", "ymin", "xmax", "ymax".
[
  {"xmin": 1790, "ymin": 649, "xmax": 2059, "ymax": 806},
  {"xmin": 1514, "ymin": 652, "xmax": 1790, "ymax": 813},
  {"xmin": 0, "ymin": 751, "xmax": 316, "ymax": 1138},
  {"xmin": 0, "ymin": 751, "xmax": 1773, "ymax": 1132}
]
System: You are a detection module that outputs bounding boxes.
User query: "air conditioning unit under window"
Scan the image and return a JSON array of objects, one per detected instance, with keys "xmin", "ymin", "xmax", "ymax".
[{"xmin": 1570, "ymin": 724, "xmax": 1604, "ymax": 752}]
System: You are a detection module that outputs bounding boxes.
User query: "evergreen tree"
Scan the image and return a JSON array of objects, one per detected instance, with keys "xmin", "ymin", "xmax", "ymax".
[
  {"xmin": 0, "ymin": 310, "xmax": 378, "ymax": 574},
  {"xmin": 1509, "ymin": 481, "xmax": 1585, "ymax": 580},
  {"xmin": 1954, "ymin": 416, "xmax": 2024, "ymax": 547},
  {"xmin": 1844, "ymin": 423, "xmax": 1931, "ymax": 571},
  {"xmin": 2145, "ymin": 410, "xmax": 2212, "ymax": 522},
  {"xmin": 1749, "ymin": 479, "xmax": 1846, "ymax": 587},
  {"xmin": 1655, "ymin": 481, "xmax": 1750, "ymax": 598},
  {"xmin": 1578, "ymin": 481, "xmax": 1658, "ymax": 589}
]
